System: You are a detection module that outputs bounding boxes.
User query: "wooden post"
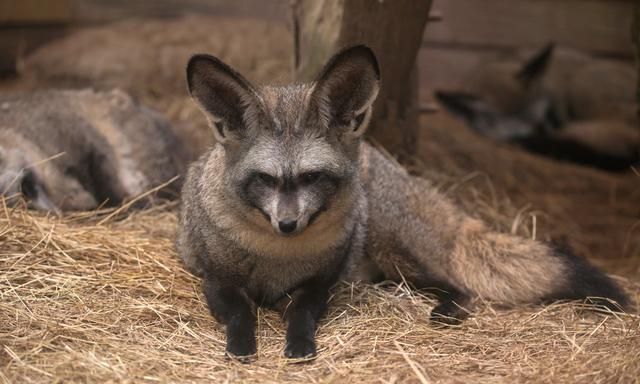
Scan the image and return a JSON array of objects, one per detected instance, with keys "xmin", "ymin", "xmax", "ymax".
[{"xmin": 292, "ymin": 0, "xmax": 433, "ymax": 159}]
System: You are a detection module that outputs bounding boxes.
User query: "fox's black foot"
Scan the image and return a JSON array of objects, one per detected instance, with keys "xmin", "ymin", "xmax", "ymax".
[
  {"xmin": 284, "ymin": 336, "xmax": 317, "ymax": 359},
  {"xmin": 430, "ymin": 298, "xmax": 470, "ymax": 326},
  {"xmin": 226, "ymin": 331, "xmax": 257, "ymax": 362},
  {"xmin": 427, "ymin": 286, "xmax": 471, "ymax": 326}
]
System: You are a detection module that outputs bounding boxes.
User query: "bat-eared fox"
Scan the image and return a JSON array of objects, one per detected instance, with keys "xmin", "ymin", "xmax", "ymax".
[
  {"xmin": 177, "ymin": 45, "xmax": 629, "ymax": 360},
  {"xmin": 435, "ymin": 44, "xmax": 638, "ymax": 172},
  {"xmin": 0, "ymin": 89, "xmax": 187, "ymax": 212}
]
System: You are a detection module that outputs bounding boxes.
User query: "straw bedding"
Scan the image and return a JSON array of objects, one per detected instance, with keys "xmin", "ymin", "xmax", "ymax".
[
  {"xmin": 1, "ymin": 13, "xmax": 639, "ymax": 384},
  {"xmin": 1, "ymin": 200, "xmax": 638, "ymax": 383}
]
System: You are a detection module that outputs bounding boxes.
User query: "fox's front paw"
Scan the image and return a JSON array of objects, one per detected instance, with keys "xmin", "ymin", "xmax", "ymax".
[
  {"xmin": 284, "ymin": 336, "xmax": 317, "ymax": 359},
  {"xmin": 226, "ymin": 333, "xmax": 257, "ymax": 362},
  {"xmin": 430, "ymin": 300, "xmax": 468, "ymax": 326}
]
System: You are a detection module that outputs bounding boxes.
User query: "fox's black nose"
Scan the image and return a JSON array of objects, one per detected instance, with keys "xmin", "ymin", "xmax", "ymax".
[{"xmin": 278, "ymin": 220, "xmax": 297, "ymax": 234}]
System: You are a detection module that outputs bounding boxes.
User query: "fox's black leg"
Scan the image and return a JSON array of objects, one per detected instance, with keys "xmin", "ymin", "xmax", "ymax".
[
  {"xmin": 283, "ymin": 283, "xmax": 331, "ymax": 359},
  {"xmin": 203, "ymin": 273, "xmax": 256, "ymax": 360},
  {"xmin": 429, "ymin": 286, "xmax": 471, "ymax": 326}
]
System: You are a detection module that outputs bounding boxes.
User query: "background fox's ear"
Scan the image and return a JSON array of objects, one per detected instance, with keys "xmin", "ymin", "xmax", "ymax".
[
  {"xmin": 516, "ymin": 43, "xmax": 554, "ymax": 87},
  {"xmin": 310, "ymin": 45, "xmax": 380, "ymax": 139},
  {"xmin": 187, "ymin": 54, "xmax": 261, "ymax": 144}
]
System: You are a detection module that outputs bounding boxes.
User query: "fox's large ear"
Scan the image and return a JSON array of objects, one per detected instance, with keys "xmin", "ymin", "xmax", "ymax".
[
  {"xmin": 435, "ymin": 91, "xmax": 494, "ymax": 125},
  {"xmin": 187, "ymin": 54, "xmax": 262, "ymax": 144},
  {"xmin": 516, "ymin": 43, "xmax": 554, "ymax": 87},
  {"xmin": 309, "ymin": 45, "xmax": 380, "ymax": 139}
]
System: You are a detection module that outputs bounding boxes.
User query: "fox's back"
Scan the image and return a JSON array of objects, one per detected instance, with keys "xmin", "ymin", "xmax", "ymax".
[
  {"xmin": 0, "ymin": 91, "xmax": 105, "ymax": 167},
  {"xmin": 75, "ymin": 89, "xmax": 188, "ymax": 195},
  {"xmin": 464, "ymin": 48, "xmax": 636, "ymax": 123},
  {"xmin": 1, "ymin": 89, "xmax": 186, "ymax": 196}
]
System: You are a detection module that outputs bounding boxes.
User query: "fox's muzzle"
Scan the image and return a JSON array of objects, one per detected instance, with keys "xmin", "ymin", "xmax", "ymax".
[{"xmin": 270, "ymin": 191, "xmax": 304, "ymax": 235}]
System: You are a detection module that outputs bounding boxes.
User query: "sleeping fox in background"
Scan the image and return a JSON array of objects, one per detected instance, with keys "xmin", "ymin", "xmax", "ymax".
[
  {"xmin": 435, "ymin": 44, "xmax": 639, "ymax": 172},
  {"xmin": 177, "ymin": 45, "xmax": 629, "ymax": 360},
  {"xmin": 0, "ymin": 89, "xmax": 187, "ymax": 212}
]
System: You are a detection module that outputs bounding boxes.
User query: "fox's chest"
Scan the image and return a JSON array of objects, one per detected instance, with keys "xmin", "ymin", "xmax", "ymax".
[{"xmin": 246, "ymin": 255, "xmax": 328, "ymax": 304}]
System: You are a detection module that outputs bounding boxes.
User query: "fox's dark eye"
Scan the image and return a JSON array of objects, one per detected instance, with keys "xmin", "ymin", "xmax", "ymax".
[
  {"xmin": 20, "ymin": 171, "xmax": 38, "ymax": 199},
  {"xmin": 300, "ymin": 172, "xmax": 322, "ymax": 185},
  {"xmin": 256, "ymin": 172, "xmax": 277, "ymax": 186}
]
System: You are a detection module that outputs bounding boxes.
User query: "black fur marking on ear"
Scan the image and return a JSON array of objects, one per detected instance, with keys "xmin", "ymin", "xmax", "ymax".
[
  {"xmin": 543, "ymin": 245, "xmax": 630, "ymax": 312},
  {"xmin": 516, "ymin": 42, "xmax": 555, "ymax": 87}
]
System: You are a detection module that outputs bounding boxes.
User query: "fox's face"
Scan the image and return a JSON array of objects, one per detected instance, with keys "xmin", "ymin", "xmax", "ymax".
[
  {"xmin": 434, "ymin": 91, "xmax": 561, "ymax": 141},
  {"xmin": 0, "ymin": 145, "xmax": 59, "ymax": 213},
  {"xmin": 436, "ymin": 43, "xmax": 563, "ymax": 141},
  {"xmin": 187, "ymin": 46, "xmax": 380, "ymax": 236}
]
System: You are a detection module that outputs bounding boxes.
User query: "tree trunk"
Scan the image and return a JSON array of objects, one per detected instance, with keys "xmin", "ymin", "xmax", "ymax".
[{"xmin": 292, "ymin": 0, "xmax": 432, "ymax": 159}]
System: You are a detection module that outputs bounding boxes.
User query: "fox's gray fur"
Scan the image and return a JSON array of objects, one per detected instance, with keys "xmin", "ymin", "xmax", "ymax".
[
  {"xmin": 435, "ymin": 44, "xmax": 638, "ymax": 171},
  {"xmin": 446, "ymin": 43, "xmax": 637, "ymax": 125},
  {"xmin": 0, "ymin": 89, "xmax": 187, "ymax": 211},
  {"xmin": 177, "ymin": 46, "xmax": 629, "ymax": 360}
]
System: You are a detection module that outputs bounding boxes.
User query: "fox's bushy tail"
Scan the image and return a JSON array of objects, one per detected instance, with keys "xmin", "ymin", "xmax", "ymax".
[{"xmin": 450, "ymin": 219, "xmax": 629, "ymax": 310}]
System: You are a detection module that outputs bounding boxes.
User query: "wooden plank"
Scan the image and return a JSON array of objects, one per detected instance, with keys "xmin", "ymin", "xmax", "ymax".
[
  {"xmin": 425, "ymin": 0, "xmax": 635, "ymax": 57},
  {"xmin": 634, "ymin": 2, "xmax": 640, "ymax": 118},
  {"xmin": 0, "ymin": 27, "xmax": 67, "ymax": 74},
  {"xmin": 70, "ymin": 0, "xmax": 289, "ymax": 23},
  {"xmin": 0, "ymin": 0, "xmax": 72, "ymax": 24}
]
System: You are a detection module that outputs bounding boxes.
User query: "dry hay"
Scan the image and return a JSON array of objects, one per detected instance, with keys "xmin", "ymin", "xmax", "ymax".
[
  {"xmin": 1, "ymin": 201, "xmax": 639, "ymax": 384},
  {"xmin": 415, "ymin": 113, "xmax": 640, "ymax": 278}
]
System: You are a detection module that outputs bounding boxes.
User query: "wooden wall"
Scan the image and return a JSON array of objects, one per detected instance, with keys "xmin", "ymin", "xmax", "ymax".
[
  {"xmin": 0, "ymin": 0, "xmax": 72, "ymax": 73},
  {"xmin": 419, "ymin": 0, "xmax": 636, "ymax": 100},
  {"xmin": 1, "ymin": 0, "xmax": 636, "ymax": 101},
  {"xmin": 0, "ymin": 0, "xmax": 288, "ymax": 74}
]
